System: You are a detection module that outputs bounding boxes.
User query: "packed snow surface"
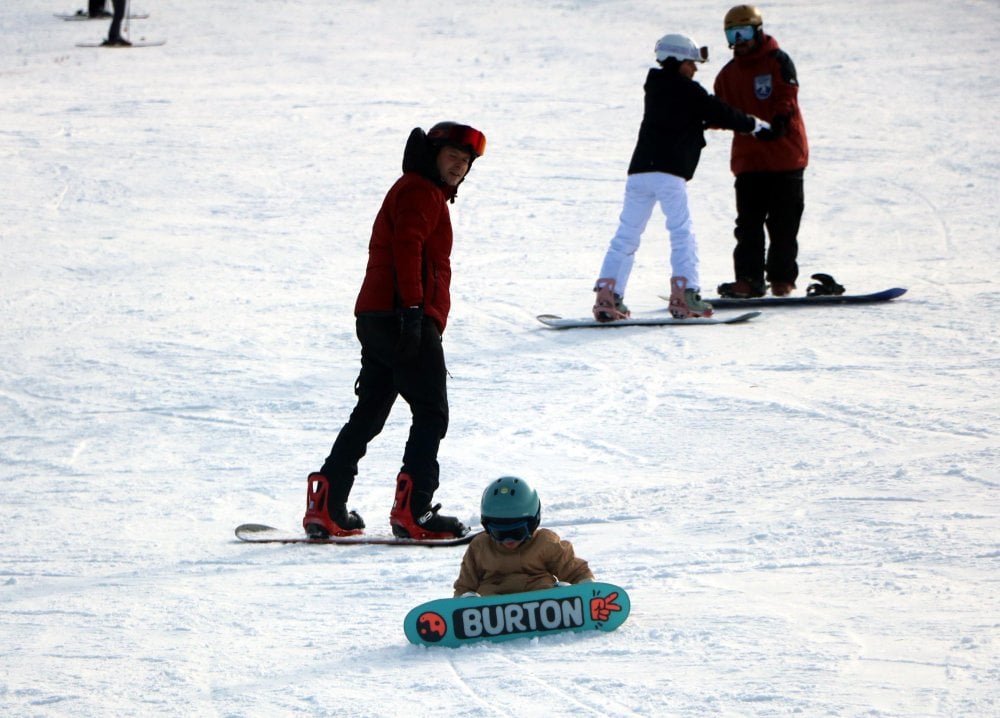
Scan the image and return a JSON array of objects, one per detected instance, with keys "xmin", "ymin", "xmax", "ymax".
[{"xmin": 1, "ymin": 1, "xmax": 997, "ymax": 715}]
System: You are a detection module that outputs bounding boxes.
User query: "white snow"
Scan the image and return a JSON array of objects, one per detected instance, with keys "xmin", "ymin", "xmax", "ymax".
[{"xmin": 2, "ymin": 1, "xmax": 998, "ymax": 716}]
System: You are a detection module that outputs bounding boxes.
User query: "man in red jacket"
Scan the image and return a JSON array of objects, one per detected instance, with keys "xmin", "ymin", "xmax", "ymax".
[
  {"xmin": 302, "ymin": 122, "xmax": 486, "ymax": 540},
  {"xmin": 714, "ymin": 5, "xmax": 809, "ymax": 298}
]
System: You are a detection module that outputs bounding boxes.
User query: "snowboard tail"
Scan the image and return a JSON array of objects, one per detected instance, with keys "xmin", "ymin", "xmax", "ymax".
[
  {"xmin": 234, "ymin": 523, "xmax": 479, "ymax": 547},
  {"xmin": 404, "ymin": 582, "xmax": 630, "ymax": 647}
]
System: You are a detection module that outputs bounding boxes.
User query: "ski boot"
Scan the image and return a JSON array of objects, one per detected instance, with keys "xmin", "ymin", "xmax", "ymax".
[{"xmin": 668, "ymin": 276, "xmax": 713, "ymax": 318}]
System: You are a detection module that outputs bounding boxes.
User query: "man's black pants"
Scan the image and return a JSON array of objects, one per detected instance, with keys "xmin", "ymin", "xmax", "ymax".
[
  {"xmin": 320, "ymin": 313, "xmax": 448, "ymax": 506},
  {"xmin": 732, "ymin": 169, "xmax": 804, "ymax": 285}
]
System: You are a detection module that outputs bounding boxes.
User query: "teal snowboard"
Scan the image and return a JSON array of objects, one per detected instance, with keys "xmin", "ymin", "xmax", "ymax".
[{"xmin": 404, "ymin": 581, "xmax": 630, "ymax": 648}]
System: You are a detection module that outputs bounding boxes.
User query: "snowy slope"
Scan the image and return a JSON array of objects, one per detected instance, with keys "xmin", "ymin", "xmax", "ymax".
[{"xmin": 1, "ymin": 1, "xmax": 997, "ymax": 716}]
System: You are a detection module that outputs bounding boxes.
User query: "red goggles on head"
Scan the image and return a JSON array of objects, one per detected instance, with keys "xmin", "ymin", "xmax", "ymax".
[{"xmin": 428, "ymin": 123, "xmax": 487, "ymax": 158}]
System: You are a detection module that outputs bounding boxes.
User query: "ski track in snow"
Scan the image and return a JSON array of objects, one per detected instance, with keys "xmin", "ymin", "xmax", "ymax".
[{"xmin": 2, "ymin": 0, "xmax": 999, "ymax": 716}]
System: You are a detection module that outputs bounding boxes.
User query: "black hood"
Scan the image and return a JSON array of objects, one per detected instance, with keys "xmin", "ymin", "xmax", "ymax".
[{"xmin": 401, "ymin": 127, "xmax": 462, "ymax": 202}]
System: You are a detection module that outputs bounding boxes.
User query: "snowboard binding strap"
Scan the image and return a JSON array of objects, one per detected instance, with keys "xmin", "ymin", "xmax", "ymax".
[{"xmin": 806, "ymin": 273, "xmax": 846, "ymax": 297}]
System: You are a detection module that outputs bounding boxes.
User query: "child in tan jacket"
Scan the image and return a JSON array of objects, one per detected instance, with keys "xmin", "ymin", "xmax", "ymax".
[{"xmin": 453, "ymin": 476, "xmax": 594, "ymax": 597}]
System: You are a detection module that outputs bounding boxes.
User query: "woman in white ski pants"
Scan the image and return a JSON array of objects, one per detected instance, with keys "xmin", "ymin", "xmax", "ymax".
[{"xmin": 597, "ymin": 171, "xmax": 700, "ymax": 297}]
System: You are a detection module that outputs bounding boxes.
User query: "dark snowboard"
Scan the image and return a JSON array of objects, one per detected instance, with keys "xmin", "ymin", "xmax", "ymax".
[
  {"xmin": 667, "ymin": 287, "xmax": 907, "ymax": 309},
  {"xmin": 235, "ymin": 523, "xmax": 479, "ymax": 547}
]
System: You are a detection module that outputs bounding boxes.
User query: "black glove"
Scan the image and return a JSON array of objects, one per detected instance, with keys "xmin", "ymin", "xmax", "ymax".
[
  {"xmin": 768, "ymin": 113, "xmax": 790, "ymax": 140},
  {"xmin": 395, "ymin": 306, "xmax": 423, "ymax": 364}
]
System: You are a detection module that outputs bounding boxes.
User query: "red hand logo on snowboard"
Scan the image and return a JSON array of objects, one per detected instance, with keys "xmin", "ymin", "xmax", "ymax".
[{"xmin": 589, "ymin": 592, "xmax": 623, "ymax": 622}]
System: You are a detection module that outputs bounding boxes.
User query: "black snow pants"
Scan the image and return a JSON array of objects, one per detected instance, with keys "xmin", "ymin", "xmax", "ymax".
[
  {"xmin": 320, "ymin": 312, "xmax": 448, "ymax": 506},
  {"xmin": 732, "ymin": 169, "xmax": 804, "ymax": 285}
]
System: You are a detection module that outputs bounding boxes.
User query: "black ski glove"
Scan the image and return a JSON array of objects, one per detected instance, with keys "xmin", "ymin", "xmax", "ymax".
[
  {"xmin": 395, "ymin": 306, "xmax": 423, "ymax": 364},
  {"xmin": 768, "ymin": 113, "xmax": 790, "ymax": 140}
]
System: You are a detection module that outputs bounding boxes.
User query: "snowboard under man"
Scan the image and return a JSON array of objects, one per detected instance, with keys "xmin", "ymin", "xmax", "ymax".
[
  {"xmin": 593, "ymin": 33, "xmax": 773, "ymax": 321},
  {"xmin": 302, "ymin": 122, "xmax": 486, "ymax": 541},
  {"xmin": 453, "ymin": 477, "xmax": 594, "ymax": 597}
]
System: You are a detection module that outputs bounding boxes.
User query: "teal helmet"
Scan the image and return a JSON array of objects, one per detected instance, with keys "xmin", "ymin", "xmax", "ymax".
[{"xmin": 480, "ymin": 476, "xmax": 541, "ymax": 541}]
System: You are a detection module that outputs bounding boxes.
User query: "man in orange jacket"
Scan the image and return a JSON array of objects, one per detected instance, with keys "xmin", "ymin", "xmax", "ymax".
[
  {"xmin": 714, "ymin": 5, "xmax": 809, "ymax": 298},
  {"xmin": 303, "ymin": 122, "xmax": 486, "ymax": 541}
]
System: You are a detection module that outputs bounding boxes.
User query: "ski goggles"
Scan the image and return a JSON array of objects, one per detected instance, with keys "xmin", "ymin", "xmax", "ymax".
[
  {"xmin": 485, "ymin": 519, "xmax": 532, "ymax": 544},
  {"xmin": 725, "ymin": 25, "xmax": 757, "ymax": 45},
  {"xmin": 428, "ymin": 124, "xmax": 487, "ymax": 158}
]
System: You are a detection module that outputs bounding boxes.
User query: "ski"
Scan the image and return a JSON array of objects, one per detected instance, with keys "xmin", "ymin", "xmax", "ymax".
[
  {"xmin": 537, "ymin": 310, "xmax": 760, "ymax": 329},
  {"xmin": 234, "ymin": 523, "xmax": 480, "ymax": 547},
  {"xmin": 666, "ymin": 287, "xmax": 908, "ymax": 309},
  {"xmin": 76, "ymin": 39, "xmax": 165, "ymax": 48},
  {"xmin": 404, "ymin": 582, "xmax": 631, "ymax": 647},
  {"xmin": 56, "ymin": 11, "xmax": 149, "ymax": 20}
]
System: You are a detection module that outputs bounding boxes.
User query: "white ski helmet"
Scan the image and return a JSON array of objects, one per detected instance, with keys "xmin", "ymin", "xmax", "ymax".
[{"xmin": 654, "ymin": 34, "xmax": 709, "ymax": 63}]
